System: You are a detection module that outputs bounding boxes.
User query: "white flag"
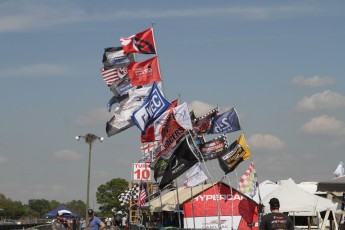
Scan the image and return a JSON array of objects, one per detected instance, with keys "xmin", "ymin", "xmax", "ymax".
[
  {"xmin": 114, "ymin": 87, "xmax": 150, "ymax": 121},
  {"xmin": 333, "ymin": 161, "xmax": 344, "ymax": 178},
  {"xmin": 184, "ymin": 162, "xmax": 208, "ymax": 188}
]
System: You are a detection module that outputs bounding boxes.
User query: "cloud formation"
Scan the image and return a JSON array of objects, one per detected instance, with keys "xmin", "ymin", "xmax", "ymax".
[
  {"xmin": 301, "ymin": 115, "xmax": 345, "ymax": 135},
  {"xmin": 247, "ymin": 133, "xmax": 285, "ymax": 151},
  {"xmin": 0, "ymin": 64, "xmax": 66, "ymax": 77},
  {"xmin": 53, "ymin": 149, "xmax": 82, "ymax": 161},
  {"xmin": 292, "ymin": 76, "xmax": 334, "ymax": 87},
  {"xmin": 0, "ymin": 1, "xmax": 323, "ymax": 33},
  {"xmin": 296, "ymin": 90, "xmax": 345, "ymax": 112}
]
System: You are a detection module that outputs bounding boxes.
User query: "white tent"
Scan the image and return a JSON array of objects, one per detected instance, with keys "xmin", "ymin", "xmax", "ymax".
[{"xmin": 262, "ymin": 178, "xmax": 337, "ymax": 214}]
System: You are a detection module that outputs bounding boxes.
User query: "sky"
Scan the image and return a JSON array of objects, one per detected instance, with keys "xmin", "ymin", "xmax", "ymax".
[{"xmin": 0, "ymin": 0, "xmax": 345, "ymax": 208}]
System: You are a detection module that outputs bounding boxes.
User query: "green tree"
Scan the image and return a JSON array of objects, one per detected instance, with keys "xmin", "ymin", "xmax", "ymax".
[
  {"xmin": 96, "ymin": 178, "xmax": 129, "ymax": 215},
  {"xmin": 0, "ymin": 193, "xmax": 25, "ymax": 218},
  {"xmin": 66, "ymin": 200, "xmax": 86, "ymax": 217},
  {"xmin": 28, "ymin": 199, "xmax": 52, "ymax": 217}
]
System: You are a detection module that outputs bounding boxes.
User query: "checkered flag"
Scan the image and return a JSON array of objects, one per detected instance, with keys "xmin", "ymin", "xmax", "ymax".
[
  {"xmin": 238, "ymin": 162, "xmax": 258, "ymax": 198},
  {"xmin": 118, "ymin": 184, "xmax": 139, "ymax": 206}
]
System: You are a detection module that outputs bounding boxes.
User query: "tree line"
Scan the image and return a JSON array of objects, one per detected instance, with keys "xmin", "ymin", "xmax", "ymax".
[{"xmin": 0, "ymin": 178, "xmax": 129, "ymax": 219}]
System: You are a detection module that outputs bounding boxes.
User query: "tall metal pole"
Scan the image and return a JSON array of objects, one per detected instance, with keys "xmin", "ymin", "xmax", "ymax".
[{"xmin": 76, "ymin": 133, "xmax": 103, "ymax": 227}]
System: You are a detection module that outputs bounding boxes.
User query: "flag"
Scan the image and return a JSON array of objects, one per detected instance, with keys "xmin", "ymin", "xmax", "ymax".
[
  {"xmin": 106, "ymin": 115, "xmax": 134, "ymax": 137},
  {"xmin": 151, "ymin": 157, "xmax": 169, "ymax": 181},
  {"xmin": 192, "ymin": 108, "xmax": 219, "ymax": 136},
  {"xmin": 131, "ymin": 82, "xmax": 171, "ymax": 132},
  {"xmin": 101, "ymin": 67, "xmax": 128, "ymax": 86},
  {"xmin": 159, "ymin": 135, "xmax": 200, "ymax": 189},
  {"xmin": 210, "ymin": 108, "xmax": 241, "ymax": 134},
  {"xmin": 140, "ymin": 141, "xmax": 159, "ymax": 155},
  {"xmin": 198, "ymin": 134, "xmax": 229, "ymax": 161},
  {"xmin": 120, "ymin": 28, "xmax": 156, "ymax": 54},
  {"xmin": 128, "ymin": 56, "xmax": 161, "ymax": 86},
  {"xmin": 114, "ymin": 87, "xmax": 151, "ymax": 122},
  {"xmin": 106, "ymin": 94, "xmax": 129, "ymax": 112},
  {"xmin": 184, "ymin": 162, "xmax": 208, "ymax": 188},
  {"xmin": 334, "ymin": 161, "xmax": 344, "ymax": 178},
  {"xmin": 138, "ymin": 184, "xmax": 147, "ymax": 207},
  {"xmin": 217, "ymin": 133, "xmax": 252, "ymax": 174},
  {"xmin": 160, "ymin": 111, "xmax": 187, "ymax": 152},
  {"xmin": 238, "ymin": 162, "xmax": 258, "ymax": 198},
  {"xmin": 118, "ymin": 184, "xmax": 139, "ymax": 206},
  {"xmin": 102, "ymin": 46, "xmax": 135, "ymax": 69}
]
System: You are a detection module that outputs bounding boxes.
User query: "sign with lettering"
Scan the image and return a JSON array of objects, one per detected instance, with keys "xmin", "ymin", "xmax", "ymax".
[{"xmin": 133, "ymin": 163, "xmax": 151, "ymax": 181}]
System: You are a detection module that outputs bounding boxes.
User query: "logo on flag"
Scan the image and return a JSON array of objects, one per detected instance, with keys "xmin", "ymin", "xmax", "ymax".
[
  {"xmin": 128, "ymin": 56, "xmax": 161, "ymax": 86},
  {"xmin": 210, "ymin": 108, "xmax": 241, "ymax": 134},
  {"xmin": 120, "ymin": 28, "xmax": 156, "ymax": 54}
]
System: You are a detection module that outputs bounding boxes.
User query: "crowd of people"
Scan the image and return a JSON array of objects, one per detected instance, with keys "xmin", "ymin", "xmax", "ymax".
[{"xmin": 51, "ymin": 209, "xmax": 128, "ymax": 230}]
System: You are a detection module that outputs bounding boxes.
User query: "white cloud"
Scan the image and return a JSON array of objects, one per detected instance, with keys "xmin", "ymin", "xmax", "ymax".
[
  {"xmin": 296, "ymin": 90, "xmax": 345, "ymax": 111},
  {"xmin": 301, "ymin": 115, "xmax": 345, "ymax": 135},
  {"xmin": 0, "ymin": 64, "xmax": 66, "ymax": 77},
  {"xmin": 188, "ymin": 100, "xmax": 217, "ymax": 117},
  {"xmin": 76, "ymin": 109, "xmax": 110, "ymax": 125},
  {"xmin": 292, "ymin": 76, "xmax": 335, "ymax": 87},
  {"xmin": 247, "ymin": 133, "xmax": 285, "ymax": 151},
  {"xmin": 0, "ymin": 1, "xmax": 323, "ymax": 33},
  {"xmin": 0, "ymin": 155, "xmax": 8, "ymax": 165},
  {"xmin": 53, "ymin": 149, "xmax": 82, "ymax": 161}
]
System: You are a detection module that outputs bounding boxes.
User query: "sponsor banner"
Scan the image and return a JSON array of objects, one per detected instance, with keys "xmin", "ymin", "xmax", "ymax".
[{"xmin": 184, "ymin": 216, "xmax": 241, "ymax": 230}]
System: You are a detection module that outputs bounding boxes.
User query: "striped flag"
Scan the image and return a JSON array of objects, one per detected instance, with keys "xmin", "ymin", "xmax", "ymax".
[
  {"xmin": 138, "ymin": 185, "xmax": 147, "ymax": 207},
  {"xmin": 101, "ymin": 67, "xmax": 128, "ymax": 86},
  {"xmin": 238, "ymin": 162, "xmax": 258, "ymax": 198}
]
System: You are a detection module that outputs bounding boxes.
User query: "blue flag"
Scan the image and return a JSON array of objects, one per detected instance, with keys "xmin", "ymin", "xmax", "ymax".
[
  {"xmin": 131, "ymin": 82, "xmax": 171, "ymax": 132},
  {"xmin": 210, "ymin": 108, "xmax": 241, "ymax": 134}
]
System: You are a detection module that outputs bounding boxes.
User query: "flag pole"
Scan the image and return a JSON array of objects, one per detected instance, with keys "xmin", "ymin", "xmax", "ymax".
[
  {"xmin": 190, "ymin": 186, "xmax": 196, "ymax": 229},
  {"xmin": 174, "ymin": 179, "xmax": 182, "ymax": 228},
  {"xmin": 151, "ymin": 22, "xmax": 166, "ymax": 95}
]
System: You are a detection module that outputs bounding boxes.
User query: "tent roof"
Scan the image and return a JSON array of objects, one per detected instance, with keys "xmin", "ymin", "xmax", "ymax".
[
  {"xmin": 45, "ymin": 205, "xmax": 79, "ymax": 218},
  {"xmin": 149, "ymin": 183, "xmax": 214, "ymax": 212},
  {"xmin": 317, "ymin": 176, "xmax": 345, "ymax": 192},
  {"xmin": 262, "ymin": 178, "xmax": 337, "ymax": 214}
]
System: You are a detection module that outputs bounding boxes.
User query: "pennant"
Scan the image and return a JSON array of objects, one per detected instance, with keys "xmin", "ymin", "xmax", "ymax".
[
  {"xmin": 334, "ymin": 161, "xmax": 344, "ymax": 178},
  {"xmin": 160, "ymin": 111, "xmax": 187, "ymax": 152},
  {"xmin": 198, "ymin": 134, "xmax": 229, "ymax": 161},
  {"xmin": 131, "ymin": 82, "xmax": 171, "ymax": 132},
  {"xmin": 128, "ymin": 56, "xmax": 161, "ymax": 86},
  {"xmin": 114, "ymin": 87, "xmax": 151, "ymax": 122},
  {"xmin": 192, "ymin": 108, "xmax": 219, "ymax": 136},
  {"xmin": 102, "ymin": 46, "xmax": 135, "ymax": 69},
  {"xmin": 210, "ymin": 108, "xmax": 241, "ymax": 134},
  {"xmin": 106, "ymin": 115, "xmax": 134, "ymax": 137},
  {"xmin": 184, "ymin": 162, "xmax": 208, "ymax": 188},
  {"xmin": 120, "ymin": 28, "xmax": 156, "ymax": 54},
  {"xmin": 159, "ymin": 135, "xmax": 200, "ymax": 189},
  {"xmin": 218, "ymin": 133, "xmax": 252, "ymax": 174},
  {"xmin": 101, "ymin": 67, "xmax": 128, "ymax": 86},
  {"xmin": 238, "ymin": 162, "xmax": 258, "ymax": 198}
]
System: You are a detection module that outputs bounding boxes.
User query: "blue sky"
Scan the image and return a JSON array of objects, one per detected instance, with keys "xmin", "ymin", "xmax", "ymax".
[{"xmin": 0, "ymin": 0, "xmax": 345, "ymax": 207}]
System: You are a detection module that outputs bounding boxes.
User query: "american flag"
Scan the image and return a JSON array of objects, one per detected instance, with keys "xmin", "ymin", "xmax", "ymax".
[
  {"xmin": 101, "ymin": 67, "xmax": 128, "ymax": 86},
  {"xmin": 138, "ymin": 185, "xmax": 147, "ymax": 207}
]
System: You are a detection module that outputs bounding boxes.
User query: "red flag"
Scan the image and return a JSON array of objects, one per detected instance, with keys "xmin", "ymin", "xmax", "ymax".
[
  {"xmin": 127, "ymin": 57, "xmax": 161, "ymax": 86},
  {"xmin": 161, "ymin": 112, "xmax": 187, "ymax": 152},
  {"xmin": 120, "ymin": 28, "xmax": 156, "ymax": 54}
]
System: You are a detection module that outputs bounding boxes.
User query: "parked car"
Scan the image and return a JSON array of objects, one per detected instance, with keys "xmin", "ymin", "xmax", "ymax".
[{"xmin": 2, "ymin": 219, "xmax": 21, "ymax": 225}]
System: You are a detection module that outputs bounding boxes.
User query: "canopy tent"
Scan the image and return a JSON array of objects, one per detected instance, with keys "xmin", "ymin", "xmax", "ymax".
[
  {"xmin": 149, "ymin": 183, "xmax": 214, "ymax": 212},
  {"xmin": 317, "ymin": 176, "xmax": 345, "ymax": 192},
  {"xmin": 45, "ymin": 205, "xmax": 79, "ymax": 218},
  {"xmin": 262, "ymin": 178, "xmax": 337, "ymax": 214}
]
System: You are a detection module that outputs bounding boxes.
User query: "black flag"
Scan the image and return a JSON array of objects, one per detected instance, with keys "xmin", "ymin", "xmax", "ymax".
[{"xmin": 159, "ymin": 135, "xmax": 200, "ymax": 189}]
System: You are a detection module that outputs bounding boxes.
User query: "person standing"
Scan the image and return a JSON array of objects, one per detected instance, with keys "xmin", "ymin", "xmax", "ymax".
[
  {"xmin": 79, "ymin": 218, "xmax": 86, "ymax": 230},
  {"xmin": 259, "ymin": 198, "xmax": 294, "ymax": 230},
  {"xmin": 87, "ymin": 209, "xmax": 105, "ymax": 230},
  {"xmin": 52, "ymin": 211, "xmax": 72, "ymax": 230}
]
